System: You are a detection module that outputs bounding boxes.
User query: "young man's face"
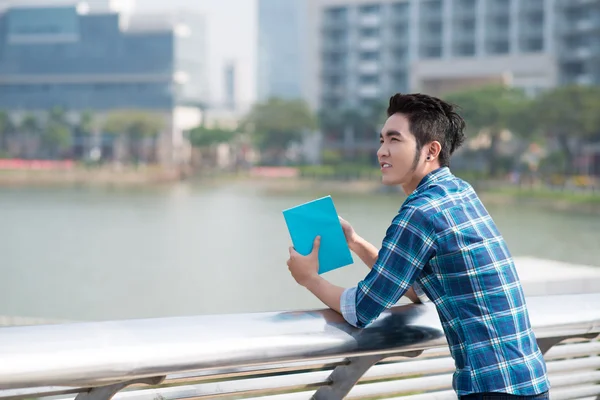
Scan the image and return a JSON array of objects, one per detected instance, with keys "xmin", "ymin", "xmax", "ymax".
[{"xmin": 377, "ymin": 113, "xmax": 422, "ymax": 187}]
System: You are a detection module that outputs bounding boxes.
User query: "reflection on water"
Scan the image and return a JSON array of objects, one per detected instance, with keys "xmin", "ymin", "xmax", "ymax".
[{"xmin": 1, "ymin": 181, "xmax": 598, "ymax": 322}]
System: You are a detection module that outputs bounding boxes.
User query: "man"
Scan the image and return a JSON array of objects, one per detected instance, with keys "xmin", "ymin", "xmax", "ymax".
[{"xmin": 286, "ymin": 93, "xmax": 550, "ymax": 399}]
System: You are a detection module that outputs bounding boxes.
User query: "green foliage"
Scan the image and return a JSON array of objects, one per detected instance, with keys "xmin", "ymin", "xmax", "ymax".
[
  {"xmin": 321, "ymin": 149, "xmax": 343, "ymax": 165},
  {"xmin": 103, "ymin": 110, "xmax": 164, "ymax": 138},
  {"xmin": 533, "ymin": 85, "xmax": 600, "ymax": 139},
  {"xmin": 444, "ymin": 85, "xmax": 534, "ymax": 176},
  {"xmin": 189, "ymin": 126, "xmax": 238, "ymax": 148},
  {"xmin": 533, "ymin": 85, "xmax": 600, "ymax": 174},
  {"xmin": 76, "ymin": 110, "xmax": 95, "ymax": 136},
  {"xmin": 0, "ymin": 111, "xmax": 14, "ymax": 152},
  {"xmin": 20, "ymin": 113, "xmax": 40, "ymax": 134},
  {"xmin": 43, "ymin": 107, "xmax": 72, "ymax": 155},
  {"xmin": 43, "ymin": 122, "xmax": 72, "ymax": 155},
  {"xmin": 298, "ymin": 163, "xmax": 379, "ymax": 180},
  {"xmin": 318, "ymin": 101, "xmax": 386, "ymax": 143},
  {"xmin": 242, "ymin": 98, "xmax": 316, "ymax": 152},
  {"xmin": 445, "ymin": 85, "xmax": 532, "ymax": 135}
]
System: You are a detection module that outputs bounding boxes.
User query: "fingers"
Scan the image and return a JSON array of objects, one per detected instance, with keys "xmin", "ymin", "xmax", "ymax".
[{"xmin": 311, "ymin": 236, "xmax": 321, "ymax": 254}]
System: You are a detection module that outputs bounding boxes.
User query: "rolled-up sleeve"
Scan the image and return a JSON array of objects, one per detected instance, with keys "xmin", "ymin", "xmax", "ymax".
[
  {"xmin": 340, "ymin": 287, "xmax": 359, "ymax": 327},
  {"xmin": 350, "ymin": 206, "xmax": 437, "ymax": 328}
]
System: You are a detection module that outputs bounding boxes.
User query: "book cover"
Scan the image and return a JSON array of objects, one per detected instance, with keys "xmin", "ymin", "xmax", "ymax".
[{"xmin": 282, "ymin": 195, "xmax": 353, "ymax": 274}]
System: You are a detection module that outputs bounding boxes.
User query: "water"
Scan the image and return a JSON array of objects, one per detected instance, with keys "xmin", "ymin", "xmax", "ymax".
[{"xmin": 1, "ymin": 181, "xmax": 598, "ymax": 322}]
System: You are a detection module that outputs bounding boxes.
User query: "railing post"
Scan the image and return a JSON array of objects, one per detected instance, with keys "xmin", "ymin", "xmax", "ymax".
[
  {"xmin": 312, "ymin": 350, "xmax": 424, "ymax": 400},
  {"xmin": 74, "ymin": 376, "xmax": 165, "ymax": 400},
  {"xmin": 537, "ymin": 333, "xmax": 599, "ymax": 355},
  {"xmin": 311, "ymin": 354, "xmax": 384, "ymax": 400}
]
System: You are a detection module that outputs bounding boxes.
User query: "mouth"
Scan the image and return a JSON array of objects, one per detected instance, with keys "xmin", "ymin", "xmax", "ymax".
[{"xmin": 380, "ymin": 162, "xmax": 392, "ymax": 169}]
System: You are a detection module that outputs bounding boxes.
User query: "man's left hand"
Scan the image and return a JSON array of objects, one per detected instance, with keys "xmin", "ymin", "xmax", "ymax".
[{"xmin": 287, "ymin": 236, "xmax": 321, "ymax": 287}]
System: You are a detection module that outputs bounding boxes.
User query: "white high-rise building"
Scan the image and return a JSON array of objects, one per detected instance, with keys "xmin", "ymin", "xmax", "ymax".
[{"xmin": 306, "ymin": 0, "xmax": 600, "ymax": 111}]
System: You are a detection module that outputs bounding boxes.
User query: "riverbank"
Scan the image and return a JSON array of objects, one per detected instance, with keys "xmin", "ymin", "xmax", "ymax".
[
  {"xmin": 223, "ymin": 176, "xmax": 600, "ymax": 214},
  {"xmin": 2, "ymin": 168, "xmax": 599, "ymax": 213},
  {"xmin": 0, "ymin": 166, "xmax": 183, "ymax": 188}
]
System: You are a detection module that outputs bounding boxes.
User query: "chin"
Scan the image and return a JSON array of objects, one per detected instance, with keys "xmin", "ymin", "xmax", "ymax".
[{"xmin": 381, "ymin": 176, "xmax": 401, "ymax": 186}]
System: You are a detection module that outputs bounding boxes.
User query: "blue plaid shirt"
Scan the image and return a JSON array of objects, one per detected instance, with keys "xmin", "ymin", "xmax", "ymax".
[{"xmin": 341, "ymin": 167, "xmax": 549, "ymax": 396}]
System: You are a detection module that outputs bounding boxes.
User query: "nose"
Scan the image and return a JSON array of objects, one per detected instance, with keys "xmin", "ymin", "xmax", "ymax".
[{"xmin": 377, "ymin": 142, "xmax": 389, "ymax": 159}]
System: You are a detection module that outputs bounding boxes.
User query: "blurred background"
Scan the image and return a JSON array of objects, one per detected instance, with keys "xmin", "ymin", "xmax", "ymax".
[{"xmin": 0, "ymin": 0, "xmax": 599, "ymax": 324}]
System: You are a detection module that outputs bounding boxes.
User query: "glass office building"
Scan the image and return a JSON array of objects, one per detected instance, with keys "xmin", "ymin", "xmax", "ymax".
[
  {"xmin": 0, "ymin": 4, "xmax": 205, "ymax": 112},
  {"xmin": 257, "ymin": 0, "xmax": 308, "ymax": 101}
]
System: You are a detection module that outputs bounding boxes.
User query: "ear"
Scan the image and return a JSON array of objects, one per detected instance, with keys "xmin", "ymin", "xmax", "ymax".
[{"xmin": 426, "ymin": 141, "xmax": 442, "ymax": 161}]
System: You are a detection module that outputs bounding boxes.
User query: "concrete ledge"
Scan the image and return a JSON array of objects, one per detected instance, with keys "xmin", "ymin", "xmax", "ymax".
[{"xmin": 515, "ymin": 256, "xmax": 600, "ymax": 296}]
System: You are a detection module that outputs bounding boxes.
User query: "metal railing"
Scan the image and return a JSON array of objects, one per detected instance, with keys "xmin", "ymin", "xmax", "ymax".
[{"xmin": 1, "ymin": 293, "xmax": 599, "ymax": 400}]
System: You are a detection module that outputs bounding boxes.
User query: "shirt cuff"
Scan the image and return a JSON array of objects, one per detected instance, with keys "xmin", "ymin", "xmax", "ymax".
[
  {"xmin": 413, "ymin": 281, "xmax": 429, "ymax": 303},
  {"xmin": 340, "ymin": 286, "xmax": 359, "ymax": 327}
]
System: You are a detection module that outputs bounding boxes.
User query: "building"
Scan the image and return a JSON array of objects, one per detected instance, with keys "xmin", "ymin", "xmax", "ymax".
[
  {"xmin": 555, "ymin": 0, "xmax": 600, "ymax": 86},
  {"xmin": 0, "ymin": 2, "xmax": 208, "ymax": 165},
  {"xmin": 257, "ymin": 0, "xmax": 308, "ymax": 101},
  {"xmin": 307, "ymin": 0, "xmax": 600, "ymax": 111},
  {"xmin": 223, "ymin": 60, "xmax": 237, "ymax": 111}
]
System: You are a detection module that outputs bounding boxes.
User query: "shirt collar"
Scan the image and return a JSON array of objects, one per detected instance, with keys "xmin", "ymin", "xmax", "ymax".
[{"xmin": 412, "ymin": 167, "xmax": 453, "ymax": 194}]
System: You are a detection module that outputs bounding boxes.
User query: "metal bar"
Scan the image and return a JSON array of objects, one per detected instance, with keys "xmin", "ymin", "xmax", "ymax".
[
  {"xmin": 74, "ymin": 377, "xmax": 165, "ymax": 400},
  {"xmin": 3, "ymin": 345, "xmax": 600, "ymax": 400},
  {"xmin": 550, "ymin": 384, "xmax": 600, "ymax": 400},
  {"xmin": 113, "ymin": 369, "xmax": 329, "ymax": 399},
  {"xmin": 545, "ymin": 341, "xmax": 600, "ymax": 360},
  {"xmin": 549, "ymin": 370, "xmax": 600, "ymax": 387},
  {"xmin": 43, "ymin": 352, "xmax": 600, "ymax": 400},
  {"xmin": 0, "ymin": 302, "xmax": 448, "ymax": 389},
  {"xmin": 546, "ymin": 357, "xmax": 600, "ymax": 373},
  {"xmin": 346, "ymin": 373, "xmax": 452, "ymax": 398},
  {"xmin": 387, "ymin": 390, "xmax": 457, "ymax": 400},
  {"xmin": 0, "ymin": 294, "xmax": 598, "ymax": 398},
  {"xmin": 4, "ymin": 342, "xmax": 600, "ymax": 400},
  {"xmin": 165, "ymin": 358, "xmax": 346, "ymax": 383}
]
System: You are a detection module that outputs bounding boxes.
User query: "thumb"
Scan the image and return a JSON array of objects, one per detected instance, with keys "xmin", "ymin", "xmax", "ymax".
[{"xmin": 311, "ymin": 236, "xmax": 321, "ymax": 255}]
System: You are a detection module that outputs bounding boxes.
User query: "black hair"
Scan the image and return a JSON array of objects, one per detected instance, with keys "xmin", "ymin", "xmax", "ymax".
[{"xmin": 386, "ymin": 93, "xmax": 466, "ymax": 168}]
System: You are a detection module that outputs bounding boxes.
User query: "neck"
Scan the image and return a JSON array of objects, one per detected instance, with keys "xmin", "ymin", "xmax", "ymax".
[{"xmin": 401, "ymin": 163, "xmax": 442, "ymax": 195}]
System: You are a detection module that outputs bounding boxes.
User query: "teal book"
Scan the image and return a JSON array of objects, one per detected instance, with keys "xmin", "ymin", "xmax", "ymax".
[{"xmin": 283, "ymin": 195, "xmax": 353, "ymax": 274}]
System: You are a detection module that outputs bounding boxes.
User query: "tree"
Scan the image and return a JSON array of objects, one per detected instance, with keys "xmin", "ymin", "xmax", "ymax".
[
  {"xmin": 241, "ymin": 98, "xmax": 315, "ymax": 165},
  {"xmin": 532, "ymin": 85, "xmax": 600, "ymax": 174},
  {"xmin": 19, "ymin": 113, "xmax": 41, "ymax": 159},
  {"xmin": 103, "ymin": 110, "xmax": 165, "ymax": 164},
  {"xmin": 42, "ymin": 107, "xmax": 72, "ymax": 158},
  {"xmin": 76, "ymin": 110, "xmax": 94, "ymax": 137},
  {"xmin": 444, "ymin": 85, "xmax": 533, "ymax": 177},
  {"xmin": 189, "ymin": 126, "xmax": 237, "ymax": 148},
  {"xmin": 0, "ymin": 111, "xmax": 15, "ymax": 156},
  {"xmin": 318, "ymin": 101, "xmax": 386, "ymax": 164}
]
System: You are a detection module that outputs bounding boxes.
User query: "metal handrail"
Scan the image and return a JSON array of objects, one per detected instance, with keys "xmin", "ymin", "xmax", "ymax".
[{"xmin": 1, "ymin": 293, "xmax": 599, "ymax": 400}]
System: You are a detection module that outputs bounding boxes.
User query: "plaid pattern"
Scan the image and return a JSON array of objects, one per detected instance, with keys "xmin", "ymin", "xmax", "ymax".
[{"xmin": 340, "ymin": 167, "xmax": 549, "ymax": 396}]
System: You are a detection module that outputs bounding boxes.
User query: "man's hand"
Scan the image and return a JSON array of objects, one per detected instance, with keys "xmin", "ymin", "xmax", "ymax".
[
  {"xmin": 339, "ymin": 216, "xmax": 358, "ymax": 245},
  {"xmin": 287, "ymin": 235, "xmax": 345, "ymax": 314},
  {"xmin": 287, "ymin": 236, "xmax": 321, "ymax": 287}
]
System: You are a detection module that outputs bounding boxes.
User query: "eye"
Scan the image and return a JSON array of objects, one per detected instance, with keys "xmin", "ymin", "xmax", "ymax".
[{"xmin": 391, "ymin": 137, "xmax": 400, "ymax": 142}]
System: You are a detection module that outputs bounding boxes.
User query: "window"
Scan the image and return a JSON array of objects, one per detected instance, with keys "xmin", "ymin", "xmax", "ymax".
[
  {"xmin": 359, "ymin": 27, "xmax": 380, "ymax": 38},
  {"xmin": 358, "ymin": 4, "xmax": 381, "ymax": 14},
  {"xmin": 359, "ymin": 51, "xmax": 379, "ymax": 61},
  {"xmin": 359, "ymin": 74, "xmax": 379, "ymax": 84}
]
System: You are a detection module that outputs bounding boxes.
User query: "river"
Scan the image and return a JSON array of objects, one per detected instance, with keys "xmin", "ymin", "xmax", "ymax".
[{"xmin": 1, "ymin": 180, "xmax": 598, "ymax": 322}]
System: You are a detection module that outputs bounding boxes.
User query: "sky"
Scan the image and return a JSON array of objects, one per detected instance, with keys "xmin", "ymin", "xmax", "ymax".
[{"xmin": 142, "ymin": 0, "xmax": 257, "ymax": 107}]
